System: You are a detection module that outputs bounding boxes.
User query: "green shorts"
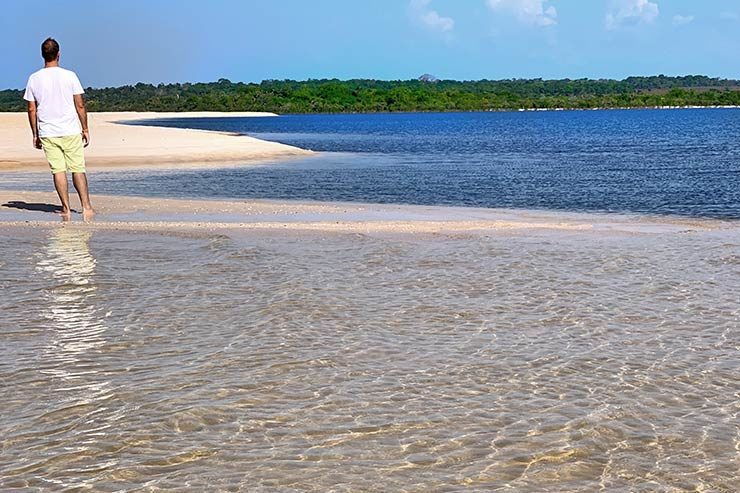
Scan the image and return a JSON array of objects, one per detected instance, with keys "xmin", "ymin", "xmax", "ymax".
[{"xmin": 40, "ymin": 134, "xmax": 86, "ymax": 174}]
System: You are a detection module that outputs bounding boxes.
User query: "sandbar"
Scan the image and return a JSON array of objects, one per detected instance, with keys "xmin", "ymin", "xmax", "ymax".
[
  {"xmin": 1, "ymin": 190, "xmax": 734, "ymax": 238},
  {"xmin": 0, "ymin": 111, "xmax": 312, "ymax": 171}
]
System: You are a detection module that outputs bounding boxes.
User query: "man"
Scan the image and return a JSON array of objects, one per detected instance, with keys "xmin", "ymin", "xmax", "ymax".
[{"xmin": 24, "ymin": 37, "xmax": 94, "ymax": 219}]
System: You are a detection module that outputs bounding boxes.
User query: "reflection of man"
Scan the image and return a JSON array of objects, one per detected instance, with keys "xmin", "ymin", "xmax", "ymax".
[
  {"xmin": 24, "ymin": 37, "xmax": 94, "ymax": 219},
  {"xmin": 37, "ymin": 227, "xmax": 107, "ymax": 393}
]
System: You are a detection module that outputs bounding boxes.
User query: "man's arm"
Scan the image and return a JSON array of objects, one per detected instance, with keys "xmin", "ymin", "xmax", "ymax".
[
  {"xmin": 74, "ymin": 94, "xmax": 89, "ymax": 147},
  {"xmin": 27, "ymin": 101, "xmax": 41, "ymax": 149}
]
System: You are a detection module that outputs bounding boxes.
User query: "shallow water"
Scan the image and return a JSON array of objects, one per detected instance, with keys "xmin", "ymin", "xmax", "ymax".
[{"xmin": 1, "ymin": 225, "xmax": 738, "ymax": 491}]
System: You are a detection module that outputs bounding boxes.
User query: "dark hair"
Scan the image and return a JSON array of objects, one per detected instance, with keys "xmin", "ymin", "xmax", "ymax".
[{"xmin": 41, "ymin": 38, "xmax": 60, "ymax": 62}]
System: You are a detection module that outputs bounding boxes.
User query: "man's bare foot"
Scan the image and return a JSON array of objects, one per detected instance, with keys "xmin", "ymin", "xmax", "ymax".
[
  {"xmin": 82, "ymin": 208, "xmax": 95, "ymax": 222},
  {"xmin": 60, "ymin": 211, "xmax": 72, "ymax": 222}
]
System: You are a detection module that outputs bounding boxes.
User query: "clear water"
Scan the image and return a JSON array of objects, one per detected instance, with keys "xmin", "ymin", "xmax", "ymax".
[
  {"xmin": 1, "ymin": 225, "xmax": 738, "ymax": 491},
  {"xmin": 116, "ymin": 109, "xmax": 740, "ymax": 219}
]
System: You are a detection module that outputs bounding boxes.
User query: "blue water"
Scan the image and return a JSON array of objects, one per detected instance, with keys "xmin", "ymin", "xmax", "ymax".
[{"xmin": 120, "ymin": 109, "xmax": 740, "ymax": 218}]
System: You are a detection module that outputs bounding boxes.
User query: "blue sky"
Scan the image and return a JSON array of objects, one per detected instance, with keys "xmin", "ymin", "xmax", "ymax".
[{"xmin": 2, "ymin": 0, "xmax": 739, "ymax": 89}]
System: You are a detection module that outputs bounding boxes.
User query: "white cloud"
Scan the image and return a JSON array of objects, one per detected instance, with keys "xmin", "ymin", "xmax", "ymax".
[
  {"xmin": 605, "ymin": 0, "xmax": 659, "ymax": 30},
  {"xmin": 486, "ymin": 0, "xmax": 557, "ymax": 27},
  {"xmin": 409, "ymin": 0, "xmax": 455, "ymax": 33},
  {"xmin": 672, "ymin": 14, "xmax": 694, "ymax": 27}
]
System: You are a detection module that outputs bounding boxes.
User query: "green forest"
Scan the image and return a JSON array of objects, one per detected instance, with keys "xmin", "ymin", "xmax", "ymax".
[{"xmin": 3, "ymin": 75, "xmax": 740, "ymax": 113}]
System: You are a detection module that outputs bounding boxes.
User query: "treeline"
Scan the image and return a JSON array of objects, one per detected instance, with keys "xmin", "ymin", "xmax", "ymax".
[{"xmin": 2, "ymin": 75, "xmax": 740, "ymax": 113}]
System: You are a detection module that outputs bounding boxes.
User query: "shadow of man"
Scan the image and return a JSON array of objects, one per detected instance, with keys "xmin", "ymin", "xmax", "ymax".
[{"xmin": 2, "ymin": 201, "xmax": 77, "ymax": 213}]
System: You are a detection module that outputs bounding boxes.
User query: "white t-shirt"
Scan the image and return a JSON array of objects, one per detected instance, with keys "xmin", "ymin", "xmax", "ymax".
[{"xmin": 23, "ymin": 67, "xmax": 85, "ymax": 138}]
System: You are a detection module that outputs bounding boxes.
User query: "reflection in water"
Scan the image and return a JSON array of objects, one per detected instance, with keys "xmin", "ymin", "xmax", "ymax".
[
  {"xmin": 36, "ymin": 227, "xmax": 106, "ymax": 367},
  {"xmin": 30, "ymin": 227, "xmax": 116, "ymax": 489}
]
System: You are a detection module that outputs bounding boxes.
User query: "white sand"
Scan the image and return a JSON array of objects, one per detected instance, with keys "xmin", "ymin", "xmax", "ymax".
[{"xmin": 0, "ymin": 112, "xmax": 312, "ymax": 171}]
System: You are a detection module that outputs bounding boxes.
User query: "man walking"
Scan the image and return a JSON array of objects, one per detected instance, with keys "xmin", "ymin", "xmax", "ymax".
[{"xmin": 24, "ymin": 37, "xmax": 94, "ymax": 219}]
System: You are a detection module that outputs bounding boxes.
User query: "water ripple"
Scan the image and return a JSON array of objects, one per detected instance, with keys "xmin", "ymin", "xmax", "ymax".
[{"xmin": 0, "ymin": 226, "xmax": 738, "ymax": 491}]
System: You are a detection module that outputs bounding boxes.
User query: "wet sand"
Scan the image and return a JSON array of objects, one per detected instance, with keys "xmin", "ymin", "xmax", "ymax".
[
  {"xmin": 2, "ymin": 189, "xmax": 734, "ymax": 237},
  {"xmin": 0, "ymin": 112, "xmax": 312, "ymax": 171}
]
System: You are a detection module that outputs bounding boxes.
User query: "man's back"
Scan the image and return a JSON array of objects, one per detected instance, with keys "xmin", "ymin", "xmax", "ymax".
[
  {"xmin": 24, "ymin": 37, "xmax": 93, "ymax": 218},
  {"xmin": 24, "ymin": 66, "xmax": 84, "ymax": 138}
]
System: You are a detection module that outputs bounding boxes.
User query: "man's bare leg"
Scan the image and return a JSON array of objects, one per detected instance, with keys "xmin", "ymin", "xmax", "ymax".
[
  {"xmin": 72, "ymin": 172, "xmax": 94, "ymax": 219},
  {"xmin": 52, "ymin": 172, "xmax": 72, "ymax": 218}
]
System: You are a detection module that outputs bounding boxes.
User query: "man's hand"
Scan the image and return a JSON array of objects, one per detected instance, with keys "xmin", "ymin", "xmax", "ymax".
[
  {"xmin": 75, "ymin": 95, "xmax": 89, "ymax": 148},
  {"xmin": 27, "ymin": 101, "xmax": 40, "ymax": 149}
]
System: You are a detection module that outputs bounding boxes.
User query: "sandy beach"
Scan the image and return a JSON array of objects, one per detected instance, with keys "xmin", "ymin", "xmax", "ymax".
[{"xmin": 0, "ymin": 111, "xmax": 312, "ymax": 171}]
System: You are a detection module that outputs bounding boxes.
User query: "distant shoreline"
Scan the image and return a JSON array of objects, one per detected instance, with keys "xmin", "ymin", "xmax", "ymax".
[
  {"xmin": 300, "ymin": 105, "xmax": 740, "ymax": 115},
  {"xmin": 85, "ymin": 104, "xmax": 740, "ymax": 119},
  {"xmin": 4, "ymin": 75, "xmax": 740, "ymax": 113},
  {"xmin": 514, "ymin": 104, "xmax": 740, "ymax": 113}
]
